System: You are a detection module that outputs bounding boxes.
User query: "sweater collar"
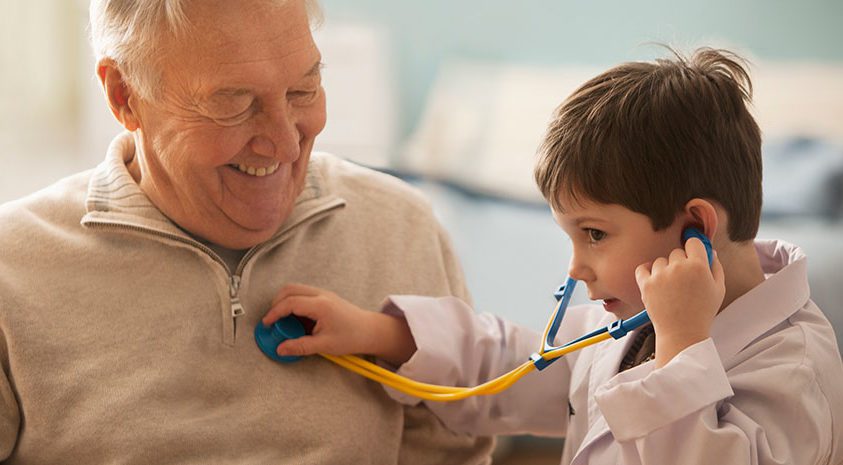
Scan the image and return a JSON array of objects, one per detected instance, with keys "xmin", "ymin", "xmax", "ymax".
[{"xmin": 81, "ymin": 132, "xmax": 345, "ymax": 243}]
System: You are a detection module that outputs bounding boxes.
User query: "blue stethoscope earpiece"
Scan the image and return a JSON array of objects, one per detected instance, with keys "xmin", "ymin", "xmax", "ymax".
[
  {"xmin": 254, "ymin": 317, "xmax": 306, "ymax": 363},
  {"xmin": 682, "ymin": 227, "xmax": 714, "ymax": 266}
]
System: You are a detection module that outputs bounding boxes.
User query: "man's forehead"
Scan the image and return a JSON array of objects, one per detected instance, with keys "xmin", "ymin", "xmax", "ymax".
[
  {"xmin": 167, "ymin": 0, "xmax": 316, "ymax": 66},
  {"xmin": 161, "ymin": 3, "xmax": 320, "ymax": 97},
  {"xmin": 187, "ymin": 0, "xmax": 310, "ymax": 34}
]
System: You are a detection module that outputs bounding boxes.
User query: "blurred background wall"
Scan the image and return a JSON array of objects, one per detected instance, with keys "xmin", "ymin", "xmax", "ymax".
[
  {"xmin": 320, "ymin": 0, "xmax": 843, "ymax": 144},
  {"xmin": 2, "ymin": 1, "xmax": 842, "ymax": 462},
  {"xmin": 2, "ymin": 0, "xmax": 842, "ymax": 194},
  {"xmin": 3, "ymin": 0, "xmax": 842, "ymax": 191}
]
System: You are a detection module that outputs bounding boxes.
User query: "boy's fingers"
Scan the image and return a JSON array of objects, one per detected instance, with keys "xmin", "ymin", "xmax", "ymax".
[
  {"xmin": 684, "ymin": 237, "xmax": 708, "ymax": 263},
  {"xmin": 668, "ymin": 247, "xmax": 687, "ymax": 264},
  {"xmin": 263, "ymin": 295, "xmax": 324, "ymax": 325},
  {"xmin": 651, "ymin": 256, "xmax": 668, "ymax": 274},
  {"xmin": 271, "ymin": 283, "xmax": 322, "ymax": 306},
  {"xmin": 635, "ymin": 262, "xmax": 652, "ymax": 287},
  {"xmin": 276, "ymin": 335, "xmax": 321, "ymax": 357}
]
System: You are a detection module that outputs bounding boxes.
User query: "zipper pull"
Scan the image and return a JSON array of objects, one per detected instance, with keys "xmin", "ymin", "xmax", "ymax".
[{"xmin": 229, "ymin": 275, "xmax": 245, "ymax": 318}]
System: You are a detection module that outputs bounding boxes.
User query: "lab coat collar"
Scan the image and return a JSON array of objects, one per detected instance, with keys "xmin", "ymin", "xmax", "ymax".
[{"xmin": 710, "ymin": 239, "xmax": 810, "ymax": 366}]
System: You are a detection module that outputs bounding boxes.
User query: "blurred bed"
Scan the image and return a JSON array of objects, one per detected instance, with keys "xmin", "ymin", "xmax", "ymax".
[{"xmin": 394, "ymin": 60, "xmax": 843, "ymax": 353}]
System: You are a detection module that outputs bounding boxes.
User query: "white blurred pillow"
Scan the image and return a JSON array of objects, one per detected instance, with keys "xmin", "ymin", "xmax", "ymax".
[
  {"xmin": 751, "ymin": 61, "xmax": 843, "ymax": 145},
  {"xmin": 401, "ymin": 62, "xmax": 602, "ymax": 203},
  {"xmin": 401, "ymin": 60, "xmax": 843, "ymax": 203}
]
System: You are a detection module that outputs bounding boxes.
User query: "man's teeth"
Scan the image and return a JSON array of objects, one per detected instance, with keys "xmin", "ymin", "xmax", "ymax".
[{"xmin": 233, "ymin": 162, "xmax": 280, "ymax": 177}]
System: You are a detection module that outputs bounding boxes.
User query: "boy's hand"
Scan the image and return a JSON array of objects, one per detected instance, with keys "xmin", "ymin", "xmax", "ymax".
[
  {"xmin": 634, "ymin": 237, "xmax": 725, "ymax": 368},
  {"xmin": 261, "ymin": 284, "xmax": 417, "ymax": 366}
]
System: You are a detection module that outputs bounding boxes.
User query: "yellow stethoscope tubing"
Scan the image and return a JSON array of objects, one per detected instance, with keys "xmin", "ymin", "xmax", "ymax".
[
  {"xmin": 322, "ymin": 354, "xmax": 534, "ymax": 401},
  {"xmin": 319, "ymin": 315, "xmax": 612, "ymax": 402},
  {"xmin": 314, "ymin": 230, "xmax": 711, "ymax": 401}
]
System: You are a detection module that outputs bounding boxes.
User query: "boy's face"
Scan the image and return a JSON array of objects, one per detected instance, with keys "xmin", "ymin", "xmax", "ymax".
[{"xmin": 553, "ymin": 196, "xmax": 685, "ymax": 320}]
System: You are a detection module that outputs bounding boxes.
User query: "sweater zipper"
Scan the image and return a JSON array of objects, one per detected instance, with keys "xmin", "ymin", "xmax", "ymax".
[
  {"xmin": 229, "ymin": 275, "xmax": 245, "ymax": 318},
  {"xmin": 228, "ymin": 244, "xmax": 263, "ymax": 318},
  {"xmin": 83, "ymin": 222, "xmax": 245, "ymax": 344},
  {"xmin": 84, "ymin": 197, "xmax": 344, "ymax": 345}
]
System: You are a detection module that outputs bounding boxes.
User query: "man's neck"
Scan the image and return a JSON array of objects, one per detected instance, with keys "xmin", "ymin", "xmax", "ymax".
[{"xmin": 719, "ymin": 239, "xmax": 766, "ymax": 312}]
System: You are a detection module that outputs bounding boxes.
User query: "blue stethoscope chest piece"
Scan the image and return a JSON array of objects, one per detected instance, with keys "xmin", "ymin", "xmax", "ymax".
[{"xmin": 254, "ymin": 317, "xmax": 306, "ymax": 363}]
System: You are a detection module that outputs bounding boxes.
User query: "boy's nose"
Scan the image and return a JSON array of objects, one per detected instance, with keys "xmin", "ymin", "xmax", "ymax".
[{"xmin": 568, "ymin": 256, "xmax": 595, "ymax": 283}]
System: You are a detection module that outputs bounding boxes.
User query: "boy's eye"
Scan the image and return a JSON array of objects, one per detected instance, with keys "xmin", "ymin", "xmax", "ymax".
[{"xmin": 586, "ymin": 228, "xmax": 606, "ymax": 243}]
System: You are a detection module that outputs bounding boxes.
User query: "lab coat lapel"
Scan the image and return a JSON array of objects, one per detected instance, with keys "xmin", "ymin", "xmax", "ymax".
[
  {"xmin": 575, "ymin": 329, "xmax": 638, "ymax": 459},
  {"xmin": 710, "ymin": 244, "xmax": 808, "ymax": 366}
]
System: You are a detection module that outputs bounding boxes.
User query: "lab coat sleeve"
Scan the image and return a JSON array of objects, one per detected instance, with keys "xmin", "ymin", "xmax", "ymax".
[
  {"xmin": 594, "ymin": 338, "xmax": 834, "ymax": 465},
  {"xmin": 394, "ymin": 224, "xmax": 496, "ymax": 464},
  {"xmin": 380, "ymin": 295, "xmax": 571, "ymax": 437}
]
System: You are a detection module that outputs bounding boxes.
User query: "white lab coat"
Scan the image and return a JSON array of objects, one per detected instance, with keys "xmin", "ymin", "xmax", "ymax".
[{"xmin": 382, "ymin": 240, "xmax": 843, "ymax": 464}]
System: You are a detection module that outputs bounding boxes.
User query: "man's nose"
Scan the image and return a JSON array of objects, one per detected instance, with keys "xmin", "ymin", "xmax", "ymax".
[{"xmin": 250, "ymin": 106, "xmax": 300, "ymax": 161}]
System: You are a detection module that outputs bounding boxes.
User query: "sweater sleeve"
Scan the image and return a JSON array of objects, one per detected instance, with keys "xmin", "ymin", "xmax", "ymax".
[
  {"xmin": 434, "ymin": 226, "xmax": 473, "ymax": 306},
  {"xmin": 383, "ymin": 295, "xmax": 570, "ymax": 437},
  {"xmin": 0, "ymin": 330, "xmax": 20, "ymax": 459}
]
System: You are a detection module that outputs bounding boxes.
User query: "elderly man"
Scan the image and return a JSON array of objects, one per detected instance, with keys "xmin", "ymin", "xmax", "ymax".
[{"xmin": 0, "ymin": 0, "xmax": 493, "ymax": 462}]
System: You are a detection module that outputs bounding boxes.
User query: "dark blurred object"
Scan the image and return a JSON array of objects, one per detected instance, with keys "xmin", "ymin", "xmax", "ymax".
[
  {"xmin": 295, "ymin": 316, "xmax": 317, "ymax": 335},
  {"xmin": 494, "ymin": 436, "xmax": 564, "ymax": 465},
  {"xmin": 762, "ymin": 137, "xmax": 843, "ymax": 221}
]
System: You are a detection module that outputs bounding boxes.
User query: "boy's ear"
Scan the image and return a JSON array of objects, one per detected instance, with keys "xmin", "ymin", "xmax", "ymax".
[
  {"xmin": 97, "ymin": 59, "xmax": 141, "ymax": 132},
  {"xmin": 683, "ymin": 198, "xmax": 719, "ymax": 241}
]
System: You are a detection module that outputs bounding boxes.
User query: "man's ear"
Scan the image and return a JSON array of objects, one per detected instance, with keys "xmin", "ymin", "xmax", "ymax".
[
  {"xmin": 97, "ymin": 59, "xmax": 141, "ymax": 132},
  {"xmin": 683, "ymin": 198, "xmax": 719, "ymax": 242}
]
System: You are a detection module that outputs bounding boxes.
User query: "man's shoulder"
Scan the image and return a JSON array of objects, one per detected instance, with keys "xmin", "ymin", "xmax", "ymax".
[
  {"xmin": 310, "ymin": 152, "xmax": 434, "ymax": 217},
  {"xmin": 0, "ymin": 169, "xmax": 93, "ymax": 242}
]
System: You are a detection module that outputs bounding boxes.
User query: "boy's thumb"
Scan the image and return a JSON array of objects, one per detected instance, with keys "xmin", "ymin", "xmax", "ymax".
[{"xmin": 711, "ymin": 251, "xmax": 726, "ymax": 285}]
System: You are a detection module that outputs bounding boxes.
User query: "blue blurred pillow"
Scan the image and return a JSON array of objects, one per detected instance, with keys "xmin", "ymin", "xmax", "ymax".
[{"xmin": 762, "ymin": 138, "xmax": 843, "ymax": 220}]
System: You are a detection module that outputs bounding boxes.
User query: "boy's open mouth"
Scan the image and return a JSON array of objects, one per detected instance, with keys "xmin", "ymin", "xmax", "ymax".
[{"xmin": 602, "ymin": 298, "xmax": 621, "ymax": 312}]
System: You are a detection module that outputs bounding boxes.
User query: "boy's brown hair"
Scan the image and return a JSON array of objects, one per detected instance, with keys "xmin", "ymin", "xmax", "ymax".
[{"xmin": 534, "ymin": 47, "xmax": 762, "ymax": 241}]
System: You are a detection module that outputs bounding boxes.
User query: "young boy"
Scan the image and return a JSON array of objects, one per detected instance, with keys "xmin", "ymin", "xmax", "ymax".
[{"xmin": 261, "ymin": 48, "xmax": 843, "ymax": 464}]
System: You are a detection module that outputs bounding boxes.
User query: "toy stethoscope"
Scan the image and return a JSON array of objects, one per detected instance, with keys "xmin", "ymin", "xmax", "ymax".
[{"xmin": 255, "ymin": 228, "xmax": 713, "ymax": 402}]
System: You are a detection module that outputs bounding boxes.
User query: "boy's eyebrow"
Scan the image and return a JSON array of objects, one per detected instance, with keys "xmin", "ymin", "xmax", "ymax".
[{"xmin": 574, "ymin": 217, "xmax": 607, "ymax": 226}]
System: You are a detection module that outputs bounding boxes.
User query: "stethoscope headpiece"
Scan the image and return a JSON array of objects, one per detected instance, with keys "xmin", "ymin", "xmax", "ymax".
[{"xmin": 254, "ymin": 316, "xmax": 306, "ymax": 363}]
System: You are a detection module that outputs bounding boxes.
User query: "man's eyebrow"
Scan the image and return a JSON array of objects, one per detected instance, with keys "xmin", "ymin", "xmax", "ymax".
[
  {"xmin": 211, "ymin": 88, "xmax": 253, "ymax": 97},
  {"xmin": 305, "ymin": 61, "xmax": 324, "ymax": 77},
  {"xmin": 209, "ymin": 61, "xmax": 323, "ymax": 97}
]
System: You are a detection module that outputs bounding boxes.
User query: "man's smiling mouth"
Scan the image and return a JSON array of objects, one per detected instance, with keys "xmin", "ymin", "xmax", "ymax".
[{"xmin": 228, "ymin": 162, "xmax": 281, "ymax": 177}]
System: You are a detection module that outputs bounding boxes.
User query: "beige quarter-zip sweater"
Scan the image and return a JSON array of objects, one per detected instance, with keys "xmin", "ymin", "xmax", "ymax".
[{"xmin": 0, "ymin": 133, "xmax": 493, "ymax": 464}]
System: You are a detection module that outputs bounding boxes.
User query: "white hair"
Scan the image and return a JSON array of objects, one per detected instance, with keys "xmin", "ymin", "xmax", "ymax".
[{"xmin": 89, "ymin": 0, "xmax": 323, "ymax": 100}]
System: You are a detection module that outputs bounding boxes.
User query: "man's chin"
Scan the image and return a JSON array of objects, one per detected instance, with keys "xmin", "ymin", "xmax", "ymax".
[
  {"xmin": 205, "ymin": 228, "xmax": 277, "ymax": 250},
  {"xmin": 201, "ymin": 215, "xmax": 284, "ymax": 249}
]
